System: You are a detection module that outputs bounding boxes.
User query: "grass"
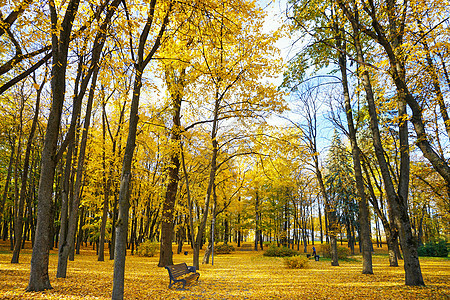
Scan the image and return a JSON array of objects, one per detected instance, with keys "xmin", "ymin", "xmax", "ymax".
[{"xmin": 0, "ymin": 241, "xmax": 448, "ymax": 299}]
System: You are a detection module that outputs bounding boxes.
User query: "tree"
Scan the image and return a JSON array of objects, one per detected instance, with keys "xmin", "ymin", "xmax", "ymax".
[
  {"xmin": 336, "ymin": 1, "xmax": 424, "ymax": 284},
  {"xmin": 56, "ymin": 0, "xmax": 122, "ymax": 279},
  {"xmin": 333, "ymin": 14, "xmax": 372, "ymax": 273},
  {"xmin": 112, "ymin": 0, "xmax": 172, "ymax": 298},
  {"xmin": 27, "ymin": 0, "xmax": 81, "ymax": 291},
  {"xmin": 158, "ymin": 63, "xmax": 187, "ymax": 267},
  {"xmin": 11, "ymin": 71, "xmax": 46, "ymax": 263}
]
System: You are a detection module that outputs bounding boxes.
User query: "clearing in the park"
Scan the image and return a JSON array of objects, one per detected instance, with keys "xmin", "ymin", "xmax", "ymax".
[{"xmin": 0, "ymin": 241, "xmax": 448, "ymax": 299}]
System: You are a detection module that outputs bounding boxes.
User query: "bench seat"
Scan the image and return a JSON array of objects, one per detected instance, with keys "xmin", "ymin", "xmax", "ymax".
[{"xmin": 165, "ymin": 263, "xmax": 200, "ymax": 289}]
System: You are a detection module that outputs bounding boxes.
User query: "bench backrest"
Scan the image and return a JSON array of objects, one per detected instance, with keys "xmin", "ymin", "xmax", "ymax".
[{"xmin": 166, "ymin": 263, "xmax": 189, "ymax": 279}]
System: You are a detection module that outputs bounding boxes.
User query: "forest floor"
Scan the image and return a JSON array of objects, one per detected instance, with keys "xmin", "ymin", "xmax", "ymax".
[{"xmin": 0, "ymin": 241, "xmax": 448, "ymax": 299}]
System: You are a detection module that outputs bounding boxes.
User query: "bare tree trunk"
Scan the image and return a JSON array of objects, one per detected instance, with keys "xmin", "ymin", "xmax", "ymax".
[
  {"xmin": 317, "ymin": 166, "xmax": 338, "ymax": 265},
  {"xmin": 57, "ymin": 0, "xmax": 124, "ymax": 272},
  {"xmin": 76, "ymin": 206, "xmax": 84, "ymax": 254},
  {"xmin": 158, "ymin": 66, "xmax": 185, "ymax": 267},
  {"xmin": 311, "ymin": 205, "xmax": 315, "ymax": 245},
  {"xmin": 192, "ymin": 107, "xmax": 218, "ymax": 271},
  {"xmin": 1, "ymin": 136, "xmax": 15, "ymax": 221},
  {"xmin": 27, "ymin": 0, "xmax": 81, "ymax": 291},
  {"xmin": 112, "ymin": 4, "xmax": 172, "ymax": 297},
  {"xmin": 203, "ymin": 188, "xmax": 217, "ymax": 265},
  {"xmin": 318, "ymin": 197, "xmax": 323, "ymax": 244},
  {"xmin": 335, "ymin": 22, "xmax": 372, "ymax": 273},
  {"xmin": 11, "ymin": 91, "xmax": 25, "ymax": 263},
  {"xmin": 57, "ymin": 62, "xmax": 100, "ymax": 278},
  {"xmin": 350, "ymin": 18, "xmax": 423, "ymax": 285},
  {"xmin": 362, "ymin": 158, "xmax": 400, "ymax": 267},
  {"xmin": 98, "ymin": 102, "xmax": 110, "ymax": 262},
  {"xmin": 254, "ymin": 190, "xmax": 260, "ymax": 251}
]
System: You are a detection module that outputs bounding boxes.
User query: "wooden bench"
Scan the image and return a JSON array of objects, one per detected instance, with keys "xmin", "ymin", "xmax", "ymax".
[{"xmin": 165, "ymin": 263, "xmax": 200, "ymax": 289}]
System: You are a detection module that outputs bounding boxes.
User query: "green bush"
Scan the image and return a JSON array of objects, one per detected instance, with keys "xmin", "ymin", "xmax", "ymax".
[
  {"xmin": 263, "ymin": 245, "xmax": 298, "ymax": 257},
  {"xmin": 418, "ymin": 240, "xmax": 448, "ymax": 257},
  {"xmin": 284, "ymin": 256, "xmax": 309, "ymax": 269},
  {"xmin": 136, "ymin": 240, "xmax": 159, "ymax": 257},
  {"xmin": 215, "ymin": 243, "xmax": 235, "ymax": 254},
  {"xmin": 321, "ymin": 243, "xmax": 351, "ymax": 259}
]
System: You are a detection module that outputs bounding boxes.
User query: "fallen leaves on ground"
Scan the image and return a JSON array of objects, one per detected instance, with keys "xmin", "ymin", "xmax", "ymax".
[{"xmin": 0, "ymin": 242, "xmax": 448, "ymax": 299}]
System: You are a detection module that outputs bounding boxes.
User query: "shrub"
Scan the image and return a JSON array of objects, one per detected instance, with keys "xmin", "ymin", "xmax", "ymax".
[
  {"xmin": 215, "ymin": 243, "xmax": 235, "ymax": 254},
  {"xmin": 136, "ymin": 240, "xmax": 159, "ymax": 257},
  {"xmin": 321, "ymin": 243, "xmax": 351, "ymax": 259},
  {"xmin": 263, "ymin": 245, "xmax": 298, "ymax": 257},
  {"xmin": 418, "ymin": 240, "xmax": 448, "ymax": 257},
  {"xmin": 284, "ymin": 256, "xmax": 309, "ymax": 269}
]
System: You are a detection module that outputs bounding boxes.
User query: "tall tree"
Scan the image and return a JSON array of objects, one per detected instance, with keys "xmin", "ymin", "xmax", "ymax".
[
  {"xmin": 336, "ymin": 0, "xmax": 424, "ymax": 284},
  {"xmin": 158, "ymin": 64, "xmax": 187, "ymax": 267},
  {"xmin": 333, "ymin": 13, "xmax": 373, "ymax": 274},
  {"xmin": 111, "ymin": 1, "xmax": 172, "ymax": 298},
  {"xmin": 56, "ymin": 0, "xmax": 123, "ymax": 279},
  {"xmin": 11, "ymin": 72, "xmax": 46, "ymax": 263},
  {"xmin": 27, "ymin": 0, "xmax": 81, "ymax": 291}
]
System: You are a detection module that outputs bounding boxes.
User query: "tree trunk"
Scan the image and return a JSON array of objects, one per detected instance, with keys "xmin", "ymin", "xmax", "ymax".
[
  {"xmin": 98, "ymin": 105, "xmax": 110, "ymax": 262},
  {"xmin": 318, "ymin": 198, "xmax": 323, "ymax": 244},
  {"xmin": 112, "ymin": 4, "xmax": 171, "ymax": 297},
  {"xmin": 76, "ymin": 206, "xmax": 84, "ymax": 255},
  {"xmin": 203, "ymin": 186, "xmax": 217, "ymax": 265},
  {"xmin": 362, "ymin": 158, "xmax": 399, "ymax": 267},
  {"xmin": 11, "ymin": 91, "xmax": 25, "ymax": 264},
  {"xmin": 350, "ymin": 21, "xmax": 423, "ymax": 285},
  {"xmin": 57, "ymin": 61, "xmax": 100, "ymax": 278},
  {"xmin": 27, "ymin": 0, "xmax": 81, "ymax": 291},
  {"xmin": 311, "ymin": 206, "xmax": 314, "ymax": 245},
  {"xmin": 0, "ymin": 136, "xmax": 15, "ymax": 221},
  {"xmin": 336, "ymin": 23, "xmax": 372, "ymax": 273},
  {"xmin": 55, "ymin": 140, "xmax": 74, "ymax": 273},
  {"xmin": 111, "ymin": 106, "xmax": 136, "ymax": 298},
  {"xmin": 330, "ymin": 234, "xmax": 339, "ymax": 266},
  {"xmin": 158, "ymin": 66, "xmax": 185, "ymax": 267},
  {"xmin": 254, "ymin": 190, "xmax": 260, "ymax": 251},
  {"xmin": 224, "ymin": 215, "xmax": 229, "ymax": 244}
]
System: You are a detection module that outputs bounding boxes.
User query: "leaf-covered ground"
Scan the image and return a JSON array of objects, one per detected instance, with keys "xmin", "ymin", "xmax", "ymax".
[{"xmin": 0, "ymin": 241, "xmax": 448, "ymax": 299}]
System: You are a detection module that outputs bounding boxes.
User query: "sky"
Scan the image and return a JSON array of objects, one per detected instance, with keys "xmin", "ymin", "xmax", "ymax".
[{"xmin": 257, "ymin": 0, "xmax": 335, "ymax": 155}]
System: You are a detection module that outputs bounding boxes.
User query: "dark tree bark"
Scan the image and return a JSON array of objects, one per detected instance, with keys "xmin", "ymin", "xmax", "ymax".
[
  {"xmin": 362, "ymin": 158, "xmax": 399, "ymax": 267},
  {"xmin": 27, "ymin": 0, "xmax": 81, "ymax": 291},
  {"xmin": 1, "ymin": 135, "xmax": 15, "ymax": 224},
  {"xmin": 75, "ymin": 206, "xmax": 84, "ymax": 255},
  {"xmin": 335, "ymin": 21, "xmax": 372, "ymax": 273},
  {"xmin": 224, "ymin": 214, "xmax": 229, "ymax": 244},
  {"xmin": 57, "ymin": 0, "xmax": 121, "ymax": 277},
  {"xmin": 12, "ymin": 90, "xmax": 24, "ymax": 262},
  {"xmin": 254, "ymin": 190, "xmax": 260, "ymax": 251},
  {"xmin": 104, "ymin": 98, "xmax": 127, "ymax": 260},
  {"xmin": 112, "ymin": 2, "xmax": 172, "ymax": 298},
  {"xmin": 202, "ymin": 185, "xmax": 217, "ymax": 264},
  {"xmin": 158, "ymin": 66, "xmax": 185, "ymax": 267},
  {"xmin": 192, "ymin": 92, "xmax": 220, "ymax": 271},
  {"xmin": 237, "ymin": 197, "xmax": 241, "ymax": 248},
  {"xmin": 112, "ymin": 69, "xmax": 140, "ymax": 300},
  {"xmin": 98, "ymin": 105, "xmax": 110, "ymax": 261},
  {"xmin": 57, "ymin": 63, "xmax": 99, "ymax": 278},
  {"xmin": 337, "ymin": 2, "xmax": 423, "ymax": 284}
]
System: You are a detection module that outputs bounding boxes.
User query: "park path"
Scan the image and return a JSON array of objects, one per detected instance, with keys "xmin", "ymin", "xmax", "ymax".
[{"xmin": 239, "ymin": 243, "xmax": 254, "ymax": 251}]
